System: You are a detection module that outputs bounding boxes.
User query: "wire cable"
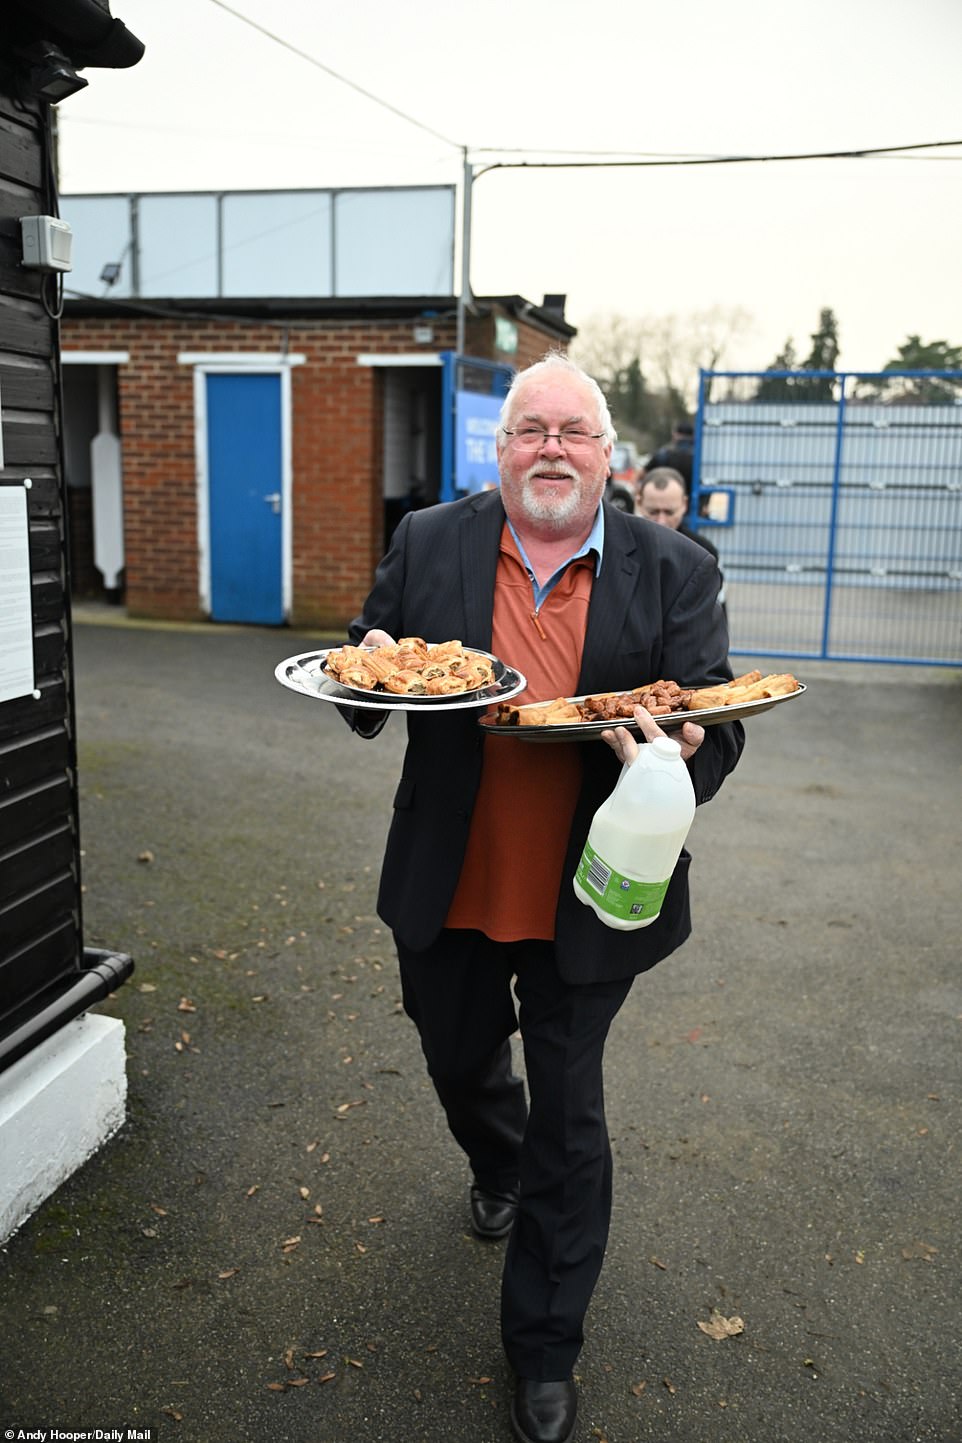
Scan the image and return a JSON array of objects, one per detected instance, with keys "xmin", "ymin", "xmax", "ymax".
[{"xmin": 205, "ymin": 0, "xmax": 463, "ymax": 151}]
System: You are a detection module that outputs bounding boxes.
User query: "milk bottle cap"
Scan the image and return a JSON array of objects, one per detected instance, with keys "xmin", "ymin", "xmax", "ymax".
[{"xmin": 649, "ymin": 736, "xmax": 682, "ymax": 760}]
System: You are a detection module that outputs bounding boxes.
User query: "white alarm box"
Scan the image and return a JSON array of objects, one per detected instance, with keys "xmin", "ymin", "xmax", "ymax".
[{"xmin": 20, "ymin": 215, "xmax": 73, "ymax": 273}]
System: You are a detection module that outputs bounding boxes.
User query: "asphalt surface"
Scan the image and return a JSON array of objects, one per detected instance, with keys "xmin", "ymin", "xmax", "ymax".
[{"xmin": 0, "ymin": 613, "xmax": 959, "ymax": 1443}]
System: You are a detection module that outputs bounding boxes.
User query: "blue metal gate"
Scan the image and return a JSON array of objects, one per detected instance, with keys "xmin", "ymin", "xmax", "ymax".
[{"xmin": 693, "ymin": 370, "xmax": 962, "ymax": 666}]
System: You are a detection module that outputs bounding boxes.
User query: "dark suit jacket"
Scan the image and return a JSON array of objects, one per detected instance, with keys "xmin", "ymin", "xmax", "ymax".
[{"xmin": 349, "ymin": 490, "xmax": 744, "ymax": 983}]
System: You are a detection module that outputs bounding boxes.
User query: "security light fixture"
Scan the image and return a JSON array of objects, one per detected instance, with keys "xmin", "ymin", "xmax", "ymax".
[
  {"xmin": 99, "ymin": 261, "xmax": 122, "ymax": 287},
  {"xmin": 17, "ymin": 42, "xmax": 88, "ymax": 104}
]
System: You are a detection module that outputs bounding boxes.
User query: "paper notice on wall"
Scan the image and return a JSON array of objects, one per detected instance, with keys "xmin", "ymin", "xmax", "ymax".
[{"xmin": 0, "ymin": 486, "xmax": 36, "ymax": 705}]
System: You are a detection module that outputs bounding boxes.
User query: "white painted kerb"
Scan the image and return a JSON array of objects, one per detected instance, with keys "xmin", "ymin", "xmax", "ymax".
[{"xmin": 0, "ymin": 1013, "xmax": 128, "ymax": 1245}]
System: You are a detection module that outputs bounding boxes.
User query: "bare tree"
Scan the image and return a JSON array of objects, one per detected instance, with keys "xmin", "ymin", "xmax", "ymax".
[{"xmin": 570, "ymin": 306, "xmax": 754, "ymax": 443}]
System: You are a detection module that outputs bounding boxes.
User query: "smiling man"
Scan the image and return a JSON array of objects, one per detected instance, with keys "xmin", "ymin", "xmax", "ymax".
[{"xmin": 346, "ymin": 352, "xmax": 743, "ymax": 1443}]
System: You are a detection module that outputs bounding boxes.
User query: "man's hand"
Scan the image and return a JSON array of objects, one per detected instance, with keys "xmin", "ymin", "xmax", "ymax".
[
  {"xmin": 601, "ymin": 704, "xmax": 705, "ymax": 764},
  {"xmin": 360, "ymin": 628, "xmax": 395, "ymax": 648}
]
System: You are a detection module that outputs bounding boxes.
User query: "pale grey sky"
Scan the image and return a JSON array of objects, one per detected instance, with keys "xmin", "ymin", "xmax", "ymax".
[{"xmin": 58, "ymin": 0, "xmax": 962, "ymax": 374}]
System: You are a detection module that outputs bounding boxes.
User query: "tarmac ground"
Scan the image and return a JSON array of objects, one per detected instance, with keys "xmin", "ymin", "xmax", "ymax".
[{"xmin": 0, "ymin": 611, "xmax": 960, "ymax": 1443}]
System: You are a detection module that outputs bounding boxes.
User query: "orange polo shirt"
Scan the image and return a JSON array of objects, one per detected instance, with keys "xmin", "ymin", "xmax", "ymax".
[{"xmin": 445, "ymin": 525, "xmax": 594, "ymax": 941}]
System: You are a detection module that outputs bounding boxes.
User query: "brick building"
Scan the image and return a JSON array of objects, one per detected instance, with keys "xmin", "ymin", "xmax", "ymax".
[{"xmin": 61, "ymin": 292, "xmax": 575, "ymax": 629}]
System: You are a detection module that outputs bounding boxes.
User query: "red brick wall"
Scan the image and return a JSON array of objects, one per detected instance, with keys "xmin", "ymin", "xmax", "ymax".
[{"xmin": 62, "ymin": 310, "xmax": 567, "ymax": 627}]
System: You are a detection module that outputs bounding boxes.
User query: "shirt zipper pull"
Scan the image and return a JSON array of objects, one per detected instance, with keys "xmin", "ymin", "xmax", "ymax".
[{"xmin": 529, "ymin": 609, "xmax": 548, "ymax": 641}]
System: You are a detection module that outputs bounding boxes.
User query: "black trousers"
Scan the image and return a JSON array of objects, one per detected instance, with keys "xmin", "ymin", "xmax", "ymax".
[{"xmin": 396, "ymin": 929, "xmax": 634, "ymax": 1380}]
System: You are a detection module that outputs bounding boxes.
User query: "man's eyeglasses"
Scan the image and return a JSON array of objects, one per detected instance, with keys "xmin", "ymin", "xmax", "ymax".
[{"xmin": 502, "ymin": 426, "xmax": 607, "ymax": 452}]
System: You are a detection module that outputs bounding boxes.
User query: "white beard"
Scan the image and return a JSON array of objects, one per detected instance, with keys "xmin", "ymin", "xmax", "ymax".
[{"xmin": 518, "ymin": 462, "xmax": 584, "ymax": 529}]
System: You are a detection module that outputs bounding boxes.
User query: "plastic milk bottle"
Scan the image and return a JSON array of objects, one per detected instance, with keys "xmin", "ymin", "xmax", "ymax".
[{"xmin": 573, "ymin": 736, "xmax": 696, "ymax": 929}]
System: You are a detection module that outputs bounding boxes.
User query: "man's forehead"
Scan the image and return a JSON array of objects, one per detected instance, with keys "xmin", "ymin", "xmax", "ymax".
[
  {"xmin": 643, "ymin": 485, "xmax": 686, "ymax": 507},
  {"xmin": 510, "ymin": 376, "xmax": 599, "ymax": 420}
]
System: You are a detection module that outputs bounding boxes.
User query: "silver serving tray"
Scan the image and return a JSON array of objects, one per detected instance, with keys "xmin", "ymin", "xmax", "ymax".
[
  {"xmin": 275, "ymin": 647, "xmax": 527, "ymax": 713},
  {"xmin": 477, "ymin": 683, "xmax": 806, "ymax": 741}
]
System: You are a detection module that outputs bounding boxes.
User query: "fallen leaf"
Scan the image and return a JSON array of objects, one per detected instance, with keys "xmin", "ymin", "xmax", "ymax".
[
  {"xmin": 368, "ymin": 1215, "xmax": 385, "ymax": 1225},
  {"xmin": 901, "ymin": 1241, "xmax": 938, "ymax": 1262},
  {"xmin": 162, "ymin": 1406, "xmax": 183, "ymax": 1419},
  {"xmin": 281, "ymin": 1236, "xmax": 302, "ymax": 1253},
  {"xmin": 246, "ymin": 1185, "xmax": 260, "ymax": 1198},
  {"xmin": 150, "ymin": 1203, "xmax": 168, "ymax": 1216},
  {"xmin": 217, "ymin": 1268, "xmax": 240, "ymax": 1280},
  {"xmin": 177, "ymin": 998, "xmax": 197, "ymax": 1013},
  {"xmin": 631, "ymin": 1380, "xmax": 647, "ymax": 1397},
  {"xmin": 137, "ymin": 850, "xmax": 155, "ymax": 864},
  {"xmin": 141, "ymin": 1227, "xmax": 158, "ymax": 1238},
  {"xmin": 697, "ymin": 1311, "xmax": 745, "ymax": 1340},
  {"xmin": 287, "ymin": 1376, "xmax": 310, "ymax": 1387},
  {"xmin": 662, "ymin": 1377, "xmax": 676, "ymax": 1394},
  {"xmin": 336, "ymin": 1100, "xmax": 366, "ymax": 1114},
  {"xmin": 469, "ymin": 1376, "xmax": 493, "ymax": 1385},
  {"xmin": 138, "ymin": 983, "xmax": 157, "ymax": 993},
  {"xmin": 318, "ymin": 1371, "xmax": 337, "ymax": 1385},
  {"xmin": 649, "ymin": 1256, "xmax": 667, "ymax": 1270},
  {"xmin": 303, "ymin": 1349, "xmax": 329, "ymax": 1359},
  {"xmin": 284, "ymin": 1348, "xmax": 295, "ymax": 1370},
  {"xmin": 266, "ymin": 1382, "xmax": 286, "ymax": 1392},
  {"xmin": 345, "ymin": 1357, "xmax": 364, "ymax": 1369},
  {"xmin": 299, "ymin": 1186, "xmax": 310, "ymax": 1200}
]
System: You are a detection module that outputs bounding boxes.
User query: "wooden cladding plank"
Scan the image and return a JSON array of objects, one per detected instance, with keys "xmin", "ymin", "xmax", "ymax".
[
  {"xmin": 0, "ymin": 917, "xmax": 80, "ymax": 1018},
  {"xmin": 0, "ymin": 111, "xmax": 44, "ymax": 191},
  {"xmin": 32, "ymin": 622, "xmax": 67, "ymax": 681},
  {"xmin": 0, "ymin": 872, "xmax": 77, "ymax": 967},
  {"xmin": 0, "ymin": 726, "xmax": 70, "ymax": 794},
  {"xmin": 12, "ymin": 473, "xmax": 59, "ymax": 516},
  {"xmin": 0, "ymin": 294, "xmax": 52, "ymax": 358},
  {"xmin": 28, "ymin": 520, "xmax": 63, "ymax": 572},
  {"xmin": 0, "ymin": 827, "xmax": 76, "ymax": 904},
  {"xmin": 0, "ymin": 176, "xmax": 38, "ymax": 227},
  {"xmin": 0, "ymin": 680, "xmax": 65, "ymax": 744},
  {"xmin": 0, "ymin": 354, "xmax": 54, "ymax": 411},
  {"xmin": 32, "ymin": 569, "xmax": 66, "ymax": 625},
  {"xmin": 0, "ymin": 776, "xmax": 72, "ymax": 851},
  {"xmin": 1, "ymin": 410, "xmax": 59, "ymax": 465}
]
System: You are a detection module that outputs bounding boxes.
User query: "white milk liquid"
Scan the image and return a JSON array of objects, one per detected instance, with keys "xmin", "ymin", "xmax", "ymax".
[{"xmin": 573, "ymin": 737, "xmax": 695, "ymax": 930}]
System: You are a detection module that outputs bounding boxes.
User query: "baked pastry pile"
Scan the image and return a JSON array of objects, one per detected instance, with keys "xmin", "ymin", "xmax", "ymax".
[
  {"xmin": 324, "ymin": 638, "xmax": 496, "ymax": 696},
  {"xmin": 494, "ymin": 670, "xmax": 799, "ymax": 726}
]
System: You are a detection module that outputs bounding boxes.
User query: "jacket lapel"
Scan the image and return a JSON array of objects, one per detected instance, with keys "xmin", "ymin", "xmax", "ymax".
[
  {"xmin": 458, "ymin": 490, "xmax": 505, "ymax": 650},
  {"xmin": 577, "ymin": 506, "xmax": 641, "ymax": 692}
]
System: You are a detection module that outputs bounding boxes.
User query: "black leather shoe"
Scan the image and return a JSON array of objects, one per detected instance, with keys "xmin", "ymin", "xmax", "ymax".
[
  {"xmin": 510, "ymin": 1377, "xmax": 577, "ymax": 1443},
  {"xmin": 469, "ymin": 1183, "xmax": 518, "ymax": 1239}
]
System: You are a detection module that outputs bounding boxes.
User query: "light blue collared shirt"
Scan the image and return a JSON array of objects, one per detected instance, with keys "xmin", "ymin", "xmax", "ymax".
[{"xmin": 506, "ymin": 505, "xmax": 606, "ymax": 611}]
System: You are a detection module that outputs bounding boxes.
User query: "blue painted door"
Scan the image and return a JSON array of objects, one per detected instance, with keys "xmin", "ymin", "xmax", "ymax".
[{"xmin": 206, "ymin": 372, "xmax": 283, "ymax": 623}]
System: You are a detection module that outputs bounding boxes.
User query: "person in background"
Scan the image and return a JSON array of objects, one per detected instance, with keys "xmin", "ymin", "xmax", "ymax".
[
  {"xmin": 641, "ymin": 420, "xmax": 694, "ymax": 491},
  {"xmin": 638, "ymin": 466, "xmax": 726, "ymax": 612},
  {"xmin": 345, "ymin": 354, "xmax": 743, "ymax": 1443}
]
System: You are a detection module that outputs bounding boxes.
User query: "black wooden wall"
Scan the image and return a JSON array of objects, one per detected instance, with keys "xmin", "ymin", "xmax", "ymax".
[{"xmin": 0, "ymin": 84, "xmax": 84, "ymax": 1034}]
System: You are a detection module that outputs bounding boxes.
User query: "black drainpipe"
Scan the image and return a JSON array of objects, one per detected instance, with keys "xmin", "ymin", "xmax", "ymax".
[{"xmin": 0, "ymin": 948, "xmax": 134, "ymax": 1076}]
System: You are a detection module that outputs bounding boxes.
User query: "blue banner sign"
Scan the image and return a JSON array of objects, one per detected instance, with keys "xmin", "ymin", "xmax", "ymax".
[{"xmin": 455, "ymin": 390, "xmax": 502, "ymax": 494}]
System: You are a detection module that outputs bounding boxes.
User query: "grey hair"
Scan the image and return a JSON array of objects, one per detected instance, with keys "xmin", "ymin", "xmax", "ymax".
[{"xmin": 498, "ymin": 351, "xmax": 617, "ymax": 442}]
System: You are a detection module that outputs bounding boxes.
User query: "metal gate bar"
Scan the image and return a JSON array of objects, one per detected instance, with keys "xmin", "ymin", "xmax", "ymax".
[{"xmin": 694, "ymin": 370, "xmax": 962, "ymax": 666}]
